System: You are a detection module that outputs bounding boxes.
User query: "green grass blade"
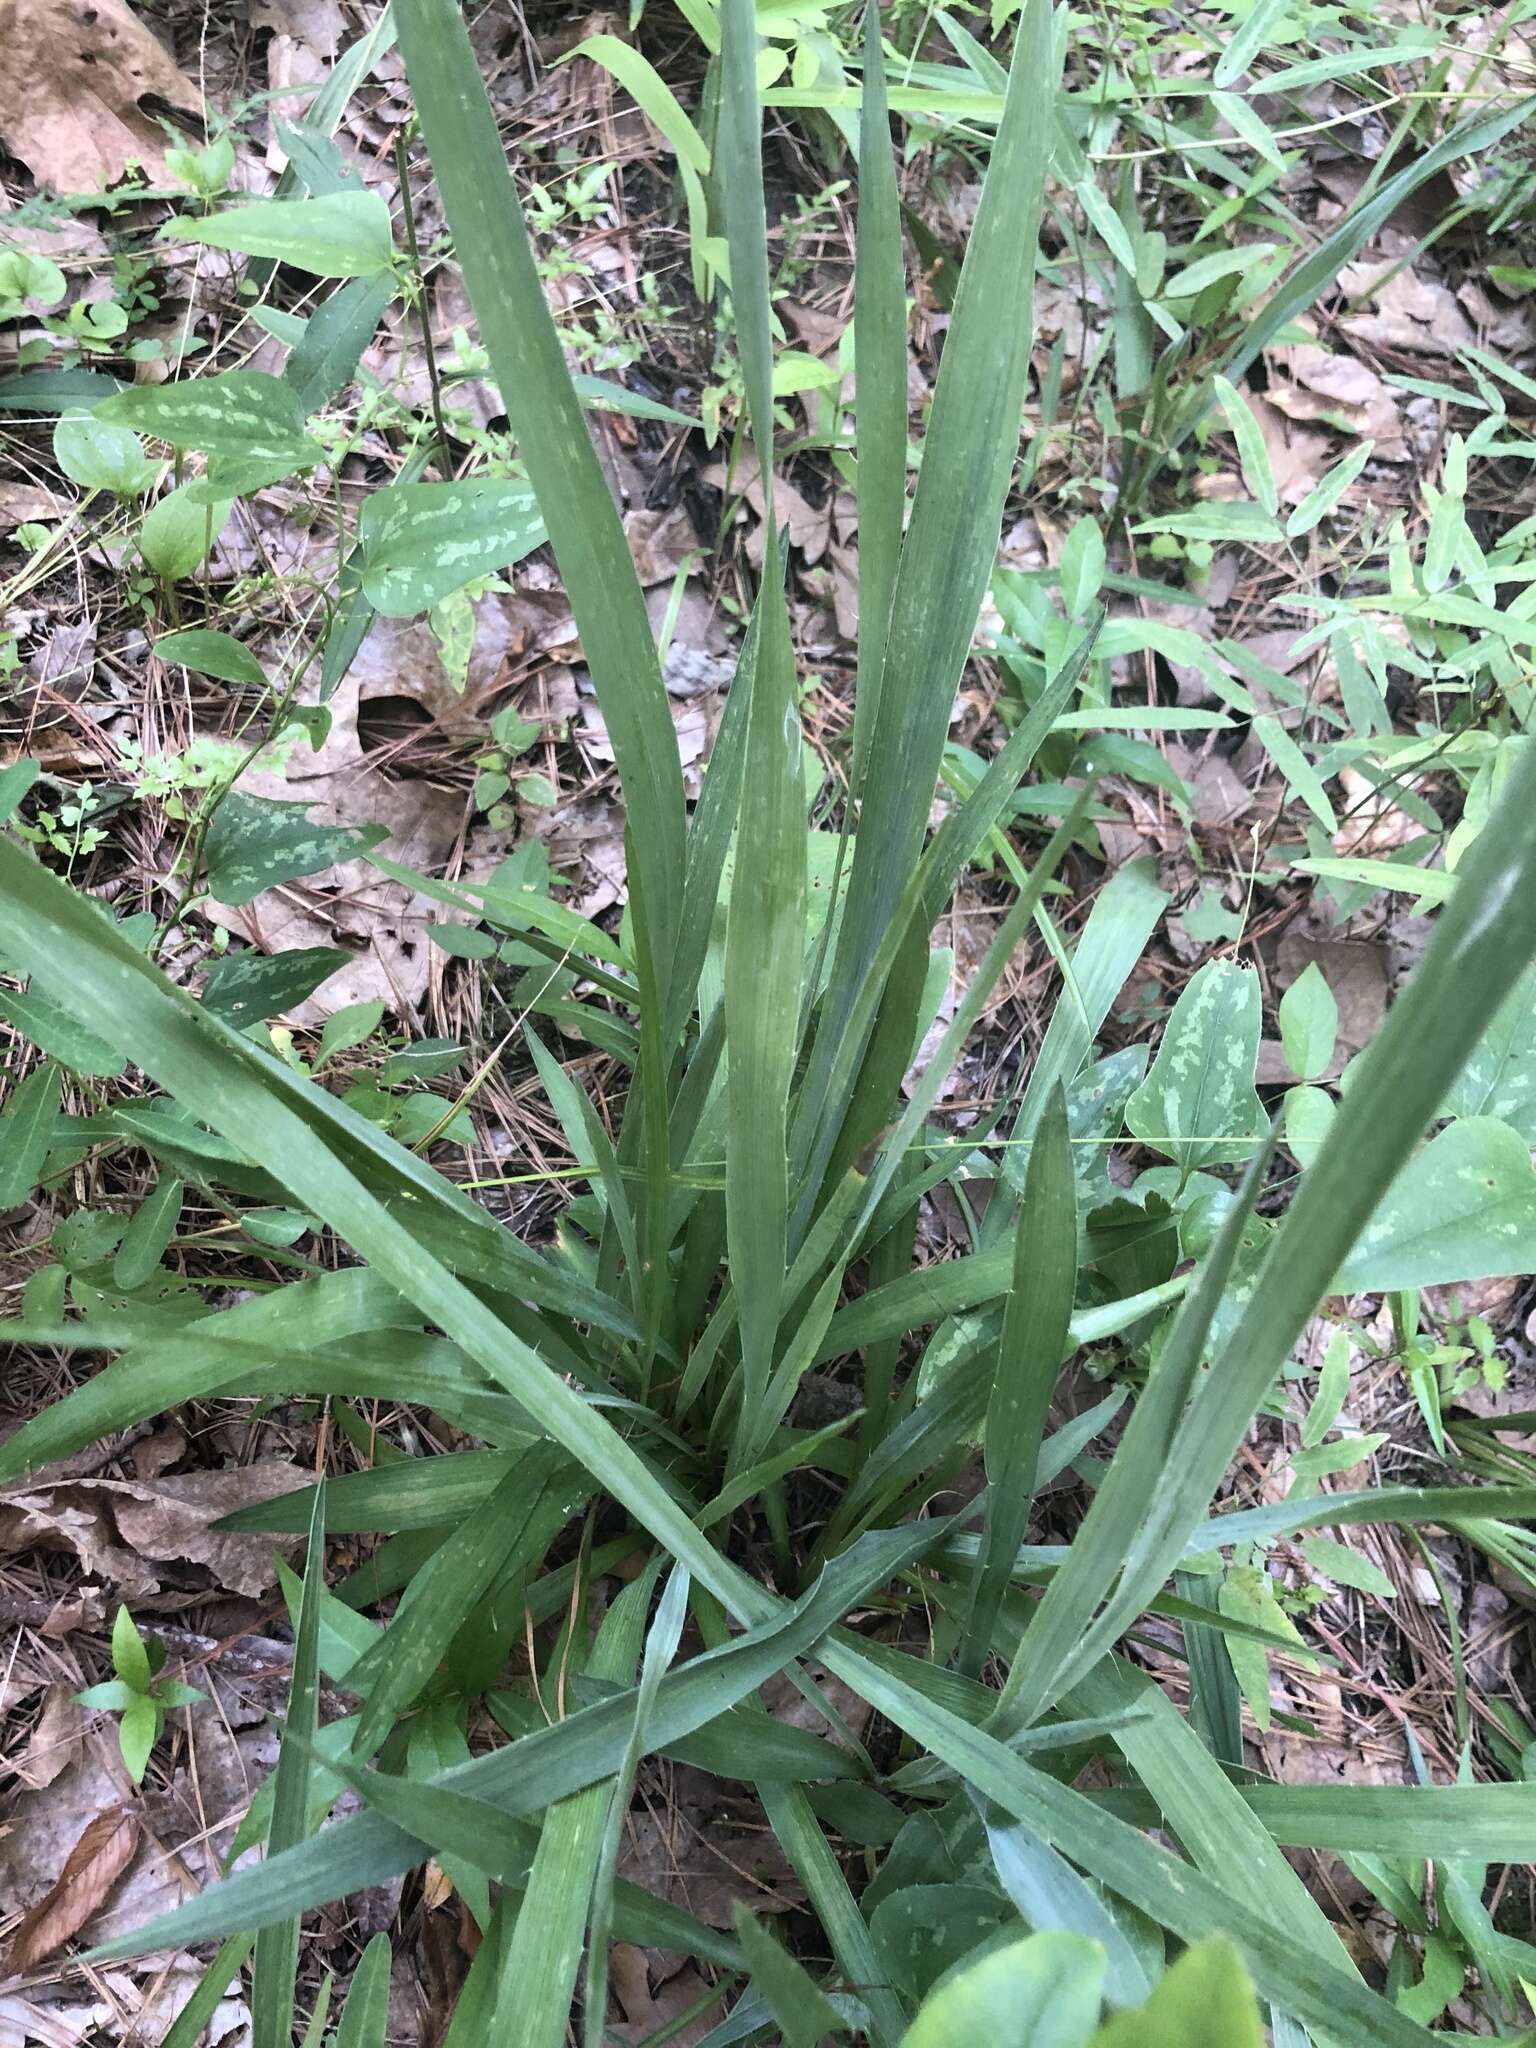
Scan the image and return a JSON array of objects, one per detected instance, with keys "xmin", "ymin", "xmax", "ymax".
[
  {"xmin": 251, "ymin": 1479, "xmax": 325, "ymax": 2048},
  {"xmin": 989, "ymin": 856, "xmax": 1167, "ymax": 1217},
  {"xmin": 806, "ymin": 0, "xmax": 1057, "ymax": 1129},
  {"xmin": 793, "ymin": 629, "xmax": 1094, "ymax": 1205},
  {"xmin": 666, "ymin": 608, "xmax": 755, "ymax": 1050},
  {"xmin": 524, "ymin": 1024, "xmax": 642, "ymax": 1316},
  {"xmin": 0, "ymin": 1061, "xmax": 57, "ymax": 1206},
  {"xmin": 718, "ymin": 0, "xmax": 807, "ymax": 1473},
  {"xmin": 347, "ymin": 1449, "xmax": 580, "ymax": 1753},
  {"xmin": 724, "ymin": 581, "xmax": 806, "ymax": 1476},
  {"xmin": 583, "ymin": 1565, "xmax": 690, "ymax": 2046},
  {"xmin": 851, "ymin": 0, "xmax": 906, "ymax": 788},
  {"xmin": 1007, "ymin": 732, "xmax": 1536, "ymax": 1729},
  {"xmin": 497, "ymin": 1573, "xmax": 653, "ymax": 2047},
  {"xmin": 995, "ymin": 1129, "xmax": 1278, "ymax": 1730},
  {"xmin": 333, "ymin": 1933, "xmax": 392, "ymax": 2048},
  {"xmin": 159, "ymin": 1937, "xmax": 254, "ymax": 2048},
  {"xmin": 829, "ymin": 1652, "xmax": 1439, "ymax": 2048},
  {"xmin": 0, "ymin": 836, "xmax": 748, "ymax": 1612},
  {"xmin": 392, "ymin": 0, "xmax": 686, "ymax": 989},
  {"xmin": 731, "ymin": 1887, "xmax": 850, "ymax": 2047},
  {"xmin": 86, "ymin": 1523, "xmax": 940, "ymax": 1954},
  {"xmin": 962, "ymin": 1085, "xmax": 1076, "ymax": 1678}
]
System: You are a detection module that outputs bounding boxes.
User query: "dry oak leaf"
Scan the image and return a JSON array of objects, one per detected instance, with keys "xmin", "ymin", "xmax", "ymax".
[
  {"xmin": 0, "ymin": 0, "xmax": 203, "ymax": 193},
  {"xmin": 4, "ymin": 1804, "xmax": 140, "ymax": 1974}
]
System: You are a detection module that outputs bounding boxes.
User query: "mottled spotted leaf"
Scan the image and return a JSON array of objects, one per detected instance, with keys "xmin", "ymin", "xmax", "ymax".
[
  {"xmin": 204, "ymin": 793, "xmax": 385, "ymax": 908},
  {"xmin": 1336, "ymin": 1116, "xmax": 1536, "ymax": 1292},
  {"xmin": 96, "ymin": 372, "xmax": 323, "ymax": 488},
  {"xmin": 357, "ymin": 479, "xmax": 547, "ymax": 615},
  {"xmin": 1125, "ymin": 959, "xmax": 1267, "ymax": 1173}
]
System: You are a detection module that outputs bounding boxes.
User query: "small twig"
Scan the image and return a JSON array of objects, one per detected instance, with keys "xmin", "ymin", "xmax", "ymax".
[{"xmin": 394, "ymin": 125, "xmax": 455, "ymax": 475}]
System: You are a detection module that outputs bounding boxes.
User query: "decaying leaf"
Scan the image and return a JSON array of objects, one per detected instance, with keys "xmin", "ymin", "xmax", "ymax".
[
  {"xmin": 5, "ymin": 1804, "xmax": 140, "ymax": 1972},
  {"xmin": 13, "ymin": 1684, "xmax": 86, "ymax": 1792},
  {"xmin": 0, "ymin": 0, "xmax": 203, "ymax": 192},
  {"xmin": 0, "ymin": 1462, "xmax": 312, "ymax": 1599}
]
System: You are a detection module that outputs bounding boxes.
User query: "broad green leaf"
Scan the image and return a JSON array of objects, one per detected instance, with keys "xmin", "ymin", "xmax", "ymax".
[
  {"xmin": 1089, "ymin": 1937, "xmax": 1262, "ymax": 2047},
  {"xmin": 0, "ymin": 984, "xmax": 124, "ymax": 1077},
  {"xmin": 1253, "ymin": 714, "xmax": 1336, "ymax": 832},
  {"xmin": 1443, "ymin": 961, "xmax": 1536, "ymax": 1137},
  {"xmin": 1213, "ymin": 376, "xmax": 1277, "ymax": 517},
  {"xmin": 316, "ymin": 999, "xmax": 385, "ymax": 1069},
  {"xmin": 53, "ymin": 413, "xmax": 157, "ymax": 497},
  {"xmin": 139, "ymin": 487, "xmax": 233, "ymax": 581},
  {"xmin": 1285, "ymin": 439, "xmax": 1374, "ymax": 538},
  {"xmin": 0, "ymin": 1062, "xmax": 58, "ymax": 1206},
  {"xmin": 1125, "ymin": 959, "xmax": 1267, "ymax": 1172},
  {"xmin": 0, "ymin": 757, "xmax": 40, "ymax": 826},
  {"xmin": 1217, "ymin": 1563, "xmax": 1312, "ymax": 1732},
  {"xmin": 97, "ymin": 371, "xmax": 324, "ymax": 494},
  {"xmin": 1211, "ymin": 91, "xmax": 1286, "ymax": 171},
  {"xmin": 1299, "ymin": 1534, "xmax": 1397, "ymax": 1599},
  {"xmin": 156, "ymin": 628, "xmax": 268, "ymax": 688},
  {"xmin": 165, "ymin": 192, "xmax": 395, "ymax": 277},
  {"xmin": 1335, "ymin": 1116, "xmax": 1536, "ymax": 1292},
  {"xmin": 1284, "ymin": 1083, "xmax": 1334, "ymax": 1168},
  {"xmin": 1212, "ymin": 0, "xmax": 1292, "ymax": 88},
  {"xmin": 113, "ymin": 1174, "xmax": 184, "ymax": 1291},
  {"xmin": 284, "ymin": 271, "xmax": 396, "ymax": 413},
  {"xmin": 358, "ymin": 480, "xmax": 547, "ymax": 614},
  {"xmin": 1277, "ymin": 961, "xmax": 1337, "ymax": 1080},
  {"xmin": 204, "ymin": 793, "xmax": 384, "ymax": 906},
  {"xmin": 1059, "ymin": 517, "xmax": 1106, "ymax": 618},
  {"xmin": 900, "ymin": 1932, "xmax": 1105, "ymax": 2048},
  {"xmin": 112, "ymin": 1603, "xmax": 152, "ymax": 1691}
]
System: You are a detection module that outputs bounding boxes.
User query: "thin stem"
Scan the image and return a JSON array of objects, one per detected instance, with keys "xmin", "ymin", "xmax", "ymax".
[{"xmin": 394, "ymin": 125, "xmax": 455, "ymax": 474}]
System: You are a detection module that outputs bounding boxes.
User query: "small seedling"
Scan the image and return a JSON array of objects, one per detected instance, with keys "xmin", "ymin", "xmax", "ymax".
[{"xmin": 76, "ymin": 1606, "xmax": 204, "ymax": 1784}]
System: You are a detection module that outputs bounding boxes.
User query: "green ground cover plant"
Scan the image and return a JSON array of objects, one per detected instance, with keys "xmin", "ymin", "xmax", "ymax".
[{"xmin": 5, "ymin": 0, "xmax": 1536, "ymax": 2040}]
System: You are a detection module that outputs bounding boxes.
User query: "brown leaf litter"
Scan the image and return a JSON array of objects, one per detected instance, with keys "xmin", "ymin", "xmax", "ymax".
[
  {"xmin": 0, "ymin": 1462, "xmax": 311, "ymax": 1600},
  {"xmin": 4, "ymin": 1804, "xmax": 140, "ymax": 1973},
  {"xmin": 0, "ymin": 0, "xmax": 204, "ymax": 192}
]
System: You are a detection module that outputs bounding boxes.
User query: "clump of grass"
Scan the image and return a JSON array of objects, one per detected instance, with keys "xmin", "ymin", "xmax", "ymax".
[{"xmin": 5, "ymin": 1, "xmax": 1536, "ymax": 2042}]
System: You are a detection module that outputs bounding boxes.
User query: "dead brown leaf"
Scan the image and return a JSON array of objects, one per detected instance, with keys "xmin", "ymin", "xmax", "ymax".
[
  {"xmin": 5, "ymin": 1805, "xmax": 139, "ymax": 1973},
  {"xmin": 0, "ymin": 1462, "xmax": 311, "ymax": 1600},
  {"xmin": 12, "ymin": 1685, "xmax": 86, "ymax": 1792},
  {"xmin": 0, "ymin": 0, "xmax": 203, "ymax": 192}
]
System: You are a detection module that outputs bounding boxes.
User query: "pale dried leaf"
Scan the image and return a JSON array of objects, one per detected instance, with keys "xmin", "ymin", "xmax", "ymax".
[
  {"xmin": 0, "ymin": 0, "xmax": 203, "ymax": 191},
  {"xmin": 5, "ymin": 1805, "xmax": 140, "ymax": 1972},
  {"xmin": 13, "ymin": 1686, "xmax": 85, "ymax": 1793}
]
